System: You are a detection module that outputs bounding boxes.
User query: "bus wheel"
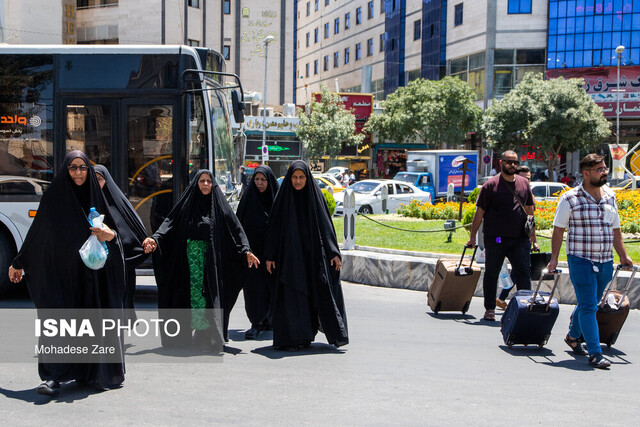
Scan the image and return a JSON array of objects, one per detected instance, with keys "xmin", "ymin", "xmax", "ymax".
[{"xmin": 0, "ymin": 232, "xmax": 16, "ymax": 296}]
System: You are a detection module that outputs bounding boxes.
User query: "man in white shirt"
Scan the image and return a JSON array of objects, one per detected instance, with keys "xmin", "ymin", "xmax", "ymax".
[{"xmin": 547, "ymin": 154, "xmax": 633, "ymax": 369}]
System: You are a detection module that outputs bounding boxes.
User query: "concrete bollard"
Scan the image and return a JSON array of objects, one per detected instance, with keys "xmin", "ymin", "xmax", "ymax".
[{"xmin": 343, "ymin": 189, "xmax": 356, "ymax": 250}]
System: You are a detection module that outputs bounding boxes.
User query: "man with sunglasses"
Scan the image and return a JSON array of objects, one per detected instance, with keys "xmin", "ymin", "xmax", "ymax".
[
  {"xmin": 467, "ymin": 150, "xmax": 535, "ymax": 321},
  {"xmin": 546, "ymin": 154, "xmax": 633, "ymax": 369}
]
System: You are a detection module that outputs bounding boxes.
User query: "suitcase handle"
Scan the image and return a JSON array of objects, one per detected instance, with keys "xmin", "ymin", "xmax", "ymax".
[
  {"xmin": 599, "ymin": 264, "xmax": 638, "ymax": 310},
  {"xmin": 529, "ymin": 269, "xmax": 561, "ymax": 311},
  {"xmin": 457, "ymin": 244, "xmax": 478, "ymax": 275}
]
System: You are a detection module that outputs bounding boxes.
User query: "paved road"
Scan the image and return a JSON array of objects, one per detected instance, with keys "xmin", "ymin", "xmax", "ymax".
[{"xmin": 0, "ymin": 279, "xmax": 639, "ymax": 425}]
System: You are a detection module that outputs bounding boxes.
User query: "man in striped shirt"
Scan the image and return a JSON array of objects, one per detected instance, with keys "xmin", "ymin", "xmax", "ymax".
[{"xmin": 547, "ymin": 154, "xmax": 633, "ymax": 369}]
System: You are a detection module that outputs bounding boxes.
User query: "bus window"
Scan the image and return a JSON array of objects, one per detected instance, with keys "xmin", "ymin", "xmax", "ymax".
[
  {"xmin": 188, "ymin": 92, "xmax": 206, "ymax": 179},
  {"xmin": 126, "ymin": 104, "xmax": 174, "ymax": 233},
  {"xmin": 208, "ymin": 88, "xmax": 233, "ymax": 192},
  {"xmin": 65, "ymin": 104, "xmax": 112, "ymax": 169}
]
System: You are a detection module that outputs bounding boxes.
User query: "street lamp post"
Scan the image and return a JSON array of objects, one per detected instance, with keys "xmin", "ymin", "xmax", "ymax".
[
  {"xmin": 616, "ymin": 45, "xmax": 625, "ymax": 148},
  {"xmin": 261, "ymin": 35, "xmax": 276, "ymax": 165}
]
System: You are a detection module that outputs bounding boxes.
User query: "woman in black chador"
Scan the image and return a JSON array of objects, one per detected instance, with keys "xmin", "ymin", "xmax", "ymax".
[
  {"xmin": 8, "ymin": 151, "xmax": 126, "ymax": 396},
  {"xmin": 143, "ymin": 170, "xmax": 259, "ymax": 351},
  {"xmin": 94, "ymin": 165, "xmax": 147, "ymax": 319},
  {"xmin": 265, "ymin": 161, "xmax": 349, "ymax": 351},
  {"xmin": 235, "ymin": 165, "xmax": 280, "ymax": 339}
]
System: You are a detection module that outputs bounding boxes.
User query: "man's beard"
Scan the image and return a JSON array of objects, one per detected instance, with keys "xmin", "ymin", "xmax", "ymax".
[
  {"xmin": 502, "ymin": 166, "xmax": 516, "ymax": 176},
  {"xmin": 592, "ymin": 175, "xmax": 608, "ymax": 187}
]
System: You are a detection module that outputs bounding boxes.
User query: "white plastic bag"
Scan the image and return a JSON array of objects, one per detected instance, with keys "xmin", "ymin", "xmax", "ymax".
[{"xmin": 79, "ymin": 235, "xmax": 108, "ymax": 270}]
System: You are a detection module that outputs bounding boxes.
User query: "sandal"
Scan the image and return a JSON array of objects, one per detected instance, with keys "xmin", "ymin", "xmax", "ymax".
[
  {"xmin": 496, "ymin": 298, "xmax": 508, "ymax": 310},
  {"xmin": 483, "ymin": 309, "xmax": 496, "ymax": 321},
  {"xmin": 564, "ymin": 334, "xmax": 587, "ymax": 356}
]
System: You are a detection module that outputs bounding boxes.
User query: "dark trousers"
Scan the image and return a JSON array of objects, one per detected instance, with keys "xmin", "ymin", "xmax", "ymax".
[{"xmin": 483, "ymin": 236, "xmax": 532, "ymax": 310}]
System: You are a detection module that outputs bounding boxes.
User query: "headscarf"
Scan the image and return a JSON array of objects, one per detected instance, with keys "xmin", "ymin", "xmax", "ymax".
[
  {"xmin": 151, "ymin": 169, "xmax": 251, "ymax": 344},
  {"xmin": 236, "ymin": 165, "xmax": 279, "ymax": 257},
  {"xmin": 94, "ymin": 165, "xmax": 147, "ymax": 267},
  {"xmin": 264, "ymin": 160, "xmax": 348, "ymax": 347}
]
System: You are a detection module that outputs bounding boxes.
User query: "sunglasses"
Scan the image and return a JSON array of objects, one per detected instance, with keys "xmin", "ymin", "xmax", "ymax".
[
  {"xmin": 502, "ymin": 159, "xmax": 519, "ymax": 165},
  {"xmin": 68, "ymin": 165, "xmax": 88, "ymax": 172}
]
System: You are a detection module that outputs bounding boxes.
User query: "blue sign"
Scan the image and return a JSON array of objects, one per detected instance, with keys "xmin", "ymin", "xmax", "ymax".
[{"xmin": 437, "ymin": 154, "xmax": 478, "ymax": 194}]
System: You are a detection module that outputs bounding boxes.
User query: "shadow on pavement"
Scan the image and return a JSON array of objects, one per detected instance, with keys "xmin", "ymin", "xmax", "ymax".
[
  {"xmin": 0, "ymin": 381, "xmax": 113, "ymax": 405},
  {"xmin": 227, "ymin": 329, "xmax": 274, "ymax": 342},
  {"xmin": 251, "ymin": 343, "xmax": 346, "ymax": 359}
]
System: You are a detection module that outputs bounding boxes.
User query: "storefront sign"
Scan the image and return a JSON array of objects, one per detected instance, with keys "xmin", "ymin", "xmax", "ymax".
[
  {"xmin": 547, "ymin": 67, "xmax": 640, "ymax": 118},
  {"xmin": 313, "ymin": 92, "xmax": 373, "ymax": 140},
  {"xmin": 245, "ymin": 140, "xmax": 300, "ymax": 158}
]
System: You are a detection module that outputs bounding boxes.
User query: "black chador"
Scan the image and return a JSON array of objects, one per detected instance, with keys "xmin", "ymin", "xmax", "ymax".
[
  {"xmin": 264, "ymin": 161, "xmax": 348, "ymax": 350},
  {"xmin": 235, "ymin": 165, "xmax": 280, "ymax": 338},
  {"xmin": 12, "ymin": 151, "xmax": 126, "ymax": 389},
  {"xmin": 150, "ymin": 170, "xmax": 251, "ymax": 348},
  {"xmin": 94, "ymin": 165, "xmax": 147, "ymax": 318}
]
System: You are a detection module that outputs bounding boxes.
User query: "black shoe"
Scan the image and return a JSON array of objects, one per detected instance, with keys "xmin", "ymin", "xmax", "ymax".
[
  {"xmin": 589, "ymin": 353, "xmax": 611, "ymax": 369},
  {"xmin": 244, "ymin": 326, "xmax": 261, "ymax": 340},
  {"xmin": 36, "ymin": 380, "xmax": 60, "ymax": 396},
  {"xmin": 565, "ymin": 334, "xmax": 587, "ymax": 356}
]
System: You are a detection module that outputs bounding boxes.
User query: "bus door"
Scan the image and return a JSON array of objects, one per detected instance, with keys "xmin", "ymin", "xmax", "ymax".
[{"xmin": 121, "ymin": 99, "xmax": 177, "ymax": 235}]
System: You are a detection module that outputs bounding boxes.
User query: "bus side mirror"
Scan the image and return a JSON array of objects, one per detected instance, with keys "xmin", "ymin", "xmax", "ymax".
[{"xmin": 231, "ymin": 90, "xmax": 245, "ymax": 123}]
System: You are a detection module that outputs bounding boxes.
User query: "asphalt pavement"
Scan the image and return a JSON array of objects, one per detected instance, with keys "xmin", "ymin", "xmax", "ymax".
[{"xmin": 0, "ymin": 278, "xmax": 639, "ymax": 426}]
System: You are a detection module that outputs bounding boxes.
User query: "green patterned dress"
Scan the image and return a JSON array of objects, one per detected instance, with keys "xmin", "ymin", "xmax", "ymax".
[{"xmin": 187, "ymin": 239, "xmax": 211, "ymax": 330}]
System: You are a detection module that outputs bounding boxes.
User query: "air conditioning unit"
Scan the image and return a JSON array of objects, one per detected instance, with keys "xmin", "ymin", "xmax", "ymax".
[
  {"xmin": 257, "ymin": 107, "xmax": 274, "ymax": 117},
  {"xmin": 282, "ymin": 103, "xmax": 296, "ymax": 117}
]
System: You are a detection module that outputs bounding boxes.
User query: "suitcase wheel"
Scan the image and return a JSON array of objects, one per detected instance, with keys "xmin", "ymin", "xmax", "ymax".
[
  {"xmin": 538, "ymin": 344, "xmax": 544, "ymax": 349},
  {"xmin": 507, "ymin": 343, "xmax": 513, "ymax": 349},
  {"xmin": 461, "ymin": 301, "xmax": 470, "ymax": 315},
  {"xmin": 433, "ymin": 301, "xmax": 441, "ymax": 315}
]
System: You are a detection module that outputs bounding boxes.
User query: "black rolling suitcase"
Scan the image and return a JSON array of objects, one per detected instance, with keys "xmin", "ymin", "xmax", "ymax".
[
  {"xmin": 501, "ymin": 270, "xmax": 561, "ymax": 348},
  {"xmin": 596, "ymin": 264, "xmax": 637, "ymax": 348}
]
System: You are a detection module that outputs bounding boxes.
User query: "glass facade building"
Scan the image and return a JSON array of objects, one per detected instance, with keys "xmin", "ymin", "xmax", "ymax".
[{"xmin": 547, "ymin": 0, "xmax": 640, "ymax": 69}]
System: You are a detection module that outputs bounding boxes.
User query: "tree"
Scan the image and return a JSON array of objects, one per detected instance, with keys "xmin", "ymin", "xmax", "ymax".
[
  {"xmin": 482, "ymin": 73, "xmax": 611, "ymax": 174},
  {"xmin": 296, "ymin": 85, "xmax": 365, "ymax": 159},
  {"xmin": 365, "ymin": 76, "xmax": 483, "ymax": 148}
]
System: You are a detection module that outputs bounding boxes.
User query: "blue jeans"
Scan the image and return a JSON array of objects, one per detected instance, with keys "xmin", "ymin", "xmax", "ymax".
[{"xmin": 567, "ymin": 255, "xmax": 613, "ymax": 355}]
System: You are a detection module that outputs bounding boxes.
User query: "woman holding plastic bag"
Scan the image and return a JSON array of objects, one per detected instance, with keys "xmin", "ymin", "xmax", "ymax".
[{"xmin": 8, "ymin": 151, "xmax": 126, "ymax": 397}]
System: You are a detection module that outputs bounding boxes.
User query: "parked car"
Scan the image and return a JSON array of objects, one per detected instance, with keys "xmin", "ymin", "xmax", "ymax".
[
  {"xmin": 325, "ymin": 166, "xmax": 349, "ymax": 181},
  {"xmin": 334, "ymin": 179, "xmax": 432, "ymax": 215},
  {"xmin": 313, "ymin": 174, "xmax": 344, "ymax": 193},
  {"xmin": 529, "ymin": 181, "xmax": 569, "ymax": 201}
]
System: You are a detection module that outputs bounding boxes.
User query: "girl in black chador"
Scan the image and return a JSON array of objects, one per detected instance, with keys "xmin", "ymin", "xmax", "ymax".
[
  {"xmin": 143, "ymin": 170, "xmax": 259, "ymax": 351},
  {"xmin": 235, "ymin": 165, "xmax": 280, "ymax": 339},
  {"xmin": 8, "ymin": 151, "xmax": 126, "ymax": 396},
  {"xmin": 265, "ymin": 161, "xmax": 349, "ymax": 351},
  {"xmin": 94, "ymin": 165, "xmax": 147, "ymax": 319}
]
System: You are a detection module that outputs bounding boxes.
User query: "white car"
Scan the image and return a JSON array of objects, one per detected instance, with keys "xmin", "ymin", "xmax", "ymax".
[
  {"xmin": 334, "ymin": 179, "xmax": 432, "ymax": 215},
  {"xmin": 529, "ymin": 181, "xmax": 569, "ymax": 201},
  {"xmin": 325, "ymin": 166, "xmax": 349, "ymax": 181}
]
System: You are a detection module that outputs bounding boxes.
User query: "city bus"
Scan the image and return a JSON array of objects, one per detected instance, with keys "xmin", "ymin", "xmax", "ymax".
[{"xmin": 0, "ymin": 45, "xmax": 244, "ymax": 294}]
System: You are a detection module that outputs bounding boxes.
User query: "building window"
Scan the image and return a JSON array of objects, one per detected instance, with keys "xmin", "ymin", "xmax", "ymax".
[
  {"xmin": 223, "ymin": 0, "xmax": 230, "ymax": 14},
  {"xmin": 345, "ymin": 47, "xmax": 350, "ymax": 64},
  {"xmin": 324, "ymin": 23, "xmax": 329, "ymax": 39},
  {"xmin": 188, "ymin": 0, "xmax": 199, "ymax": 8},
  {"xmin": 367, "ymin": 38, "xmax": 373, "ymax": 56},
  {"xmin": 356, "ymin": 7, "xmax": 362, "ymax": 24},
  {"xmin": 454, "ymin": 3, "xmax": 463, "ymax": 26},
  {"xmin": 306, "ymin": 32, "xmax": 310, "ymax": 47},
  {"xmin": 306, "ymin": 63, "xmax": 310, "ymax": 78},
  {"xmin": 345, "ymin": 12, "xmax": 351, "ymax": 29},
  {"xmin": 306, "ymin": 2, "xmax": 310, "ymax": 16},
  {"xmin": 380, "ymin": 0, "xmax": 385, "ymax": 14},
  {"xmin": 325, "ymin": 0, "xmax": 330, "ymax": 6},
  {"xmin": 355, "ymin": 43, "xmax": 362, "ymax": 60},
  {"xmin": 334, "ymin": 51, "xmax": 339, "ymax": 68},
  {"xmin": 314, "ymin": 28, "xmax": 319, "ymax": 43},
  {"xmin": 223, "ymin": 45, "xmax": 230, "ymax": 60},
  {"xmin": 324, "ymin": 55, "xmax": 329, "ymax": 71},
  {"xmin": 314, "ymin": 59, "xmax": 319, "ymax": 75},
  {"xmin": 508, "ymin": 0, "xmax": 531, "ymax": 14},
  {"xmin": 335, "ymin": 17, "xmax": 340, "ymax": 34},
  {"xmin": 368, "ymin": 1, "xmax": 374, "ymax": 19},
  {"xmin": 315, "ymin": 0, "xmax": 319, "ymax": 11},
  {"xmin": 379, "ymin": 33, "xmax": 385, "ymax": 51},
  {"xmin": 414, "ymin": 19, "xmax": 421, "ymax": 40}
]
